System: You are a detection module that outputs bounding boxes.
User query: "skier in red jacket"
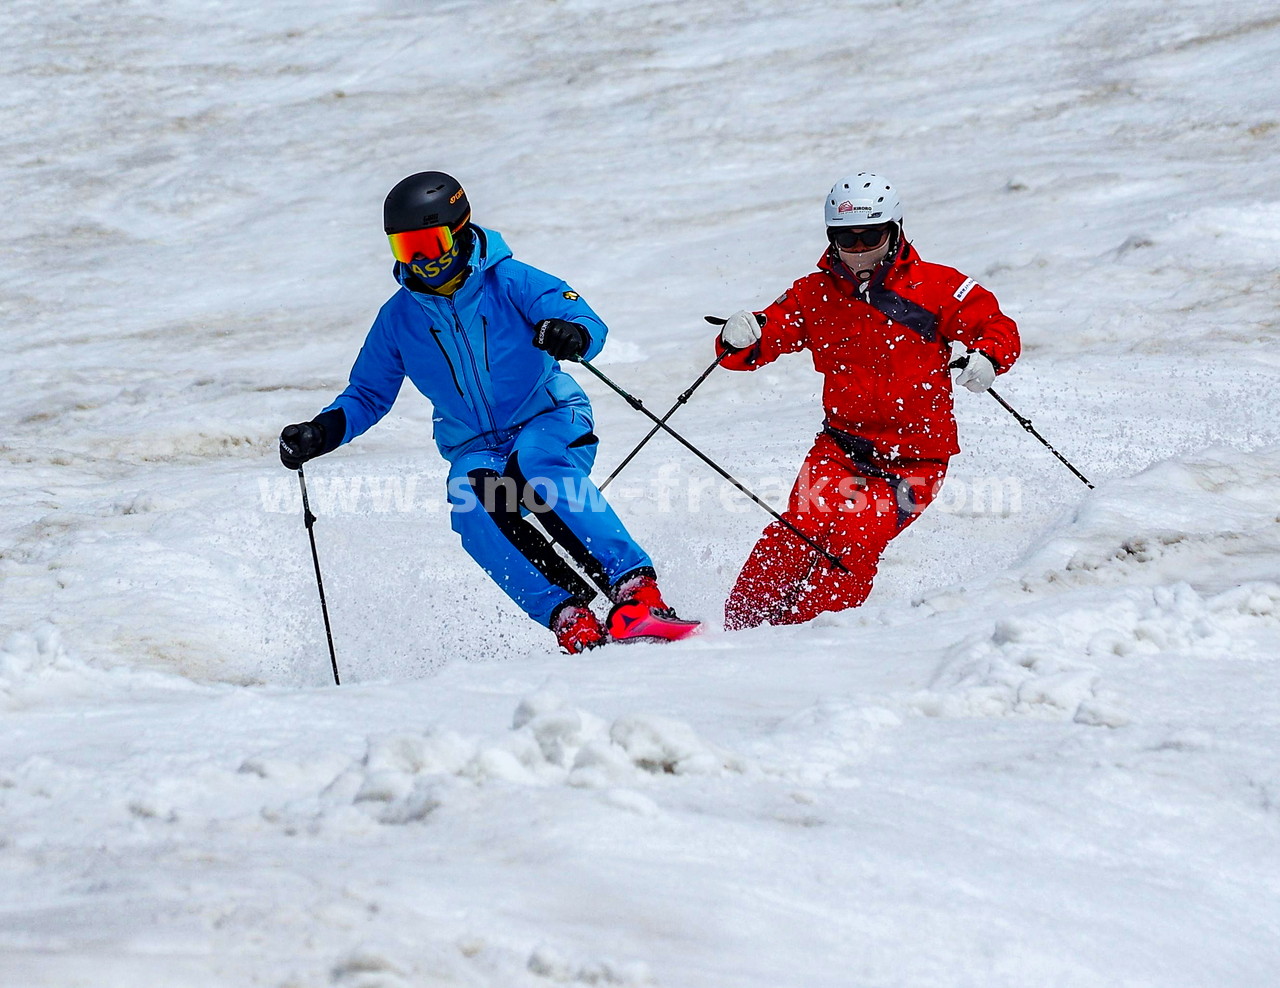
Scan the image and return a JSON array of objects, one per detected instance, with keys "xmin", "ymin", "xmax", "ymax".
[{"xmin": 715, "ymin": 172, "xmax": 1020, "ymax": 630}]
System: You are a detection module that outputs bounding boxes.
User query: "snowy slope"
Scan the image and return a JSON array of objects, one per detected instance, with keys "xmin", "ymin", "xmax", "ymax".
[{"xmin": 3, "ymin": 0, "xmax": 1280, "ymax": 985}]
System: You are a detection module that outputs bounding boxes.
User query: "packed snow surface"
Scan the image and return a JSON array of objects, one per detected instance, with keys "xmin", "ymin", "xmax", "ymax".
[{"xmin": 3, "ymin": 0, "xmax": 1280, "ymax": 985}]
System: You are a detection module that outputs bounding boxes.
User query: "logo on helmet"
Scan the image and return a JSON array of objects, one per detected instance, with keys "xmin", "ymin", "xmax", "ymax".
[
  {"xmin": 838, "ymin": 201, "xmax": 854, "ymax": 213},
  {"xmin": 449, "ymin": 188, "xmax": 465, "ymax": 204}
]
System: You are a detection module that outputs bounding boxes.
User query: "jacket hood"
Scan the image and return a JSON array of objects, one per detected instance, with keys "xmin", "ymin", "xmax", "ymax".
[{"xmin": 394, "ymin": 225, "xmax": 513, "ymax": 291}]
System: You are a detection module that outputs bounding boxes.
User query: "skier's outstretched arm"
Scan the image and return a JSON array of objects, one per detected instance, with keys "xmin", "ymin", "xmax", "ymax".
[
  {"xmin": 321, "ymin": 317, "xmax": 407, "ymax": 445},
  {"xmin": 279, "ymin": 317, "xmax": 406, "ymax": 469}
]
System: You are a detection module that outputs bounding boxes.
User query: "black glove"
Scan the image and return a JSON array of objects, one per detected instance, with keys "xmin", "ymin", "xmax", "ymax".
[
  {"xmin": 278, "ymin": 408, "xmax": 346, "ymax": 470},
  {"xmin": 532, "ymin": 318, "xmax": 589, "ymax": 361},
  {"xmin": 279, "ymin": 422, "xmax": 324, "ymax": 470}
]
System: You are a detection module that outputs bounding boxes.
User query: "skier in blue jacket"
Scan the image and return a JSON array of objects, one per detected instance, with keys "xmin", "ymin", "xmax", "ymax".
[{"xmin": 278, "ymin": 171, "xmax": 699, "ymax": 653}]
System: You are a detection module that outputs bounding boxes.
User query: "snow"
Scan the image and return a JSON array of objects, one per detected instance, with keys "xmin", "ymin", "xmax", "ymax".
[{"xmin": 3, "ymin": 0, "xmax": 1280, "ymax": 984}]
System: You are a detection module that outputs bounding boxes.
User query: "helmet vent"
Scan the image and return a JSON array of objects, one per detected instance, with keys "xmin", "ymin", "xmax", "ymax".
[{"xmin": 825, "ymin": 173, "xmax": 902, "ymax": 229}]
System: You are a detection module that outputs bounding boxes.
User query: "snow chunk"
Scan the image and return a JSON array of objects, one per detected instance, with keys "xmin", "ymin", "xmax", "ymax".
[
  {"xmin": 0, "ymin": 622, "xmax": 200, "ymax": 708},
  {"xmin": 295, "ymin": 694, "xmax": 746, "ymax": 830},
  {"xmin": 527, "ymin": 943, "xmax": 654, "ymax": 985},
  {"xmin": 330, "ymin": 947, "xmax": 411, "ymax": 988},
  {"xmin": 0, "ymin": 624, "xmax": 71, "ymax": 700},
  {"xmin": 914, "ymin": 579, "xmax": 1253, "ymax": 727},
  {"xmin": 1210, "ymin": 582, "xmax": 1280, "ymax": 625},
  {"xmin": 608, "ymin": 714, "xmax": 742, "ymax": 776}
]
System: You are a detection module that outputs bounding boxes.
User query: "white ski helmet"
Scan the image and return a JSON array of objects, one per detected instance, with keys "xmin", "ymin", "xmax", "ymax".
[{"xmin": 825, "ymin": 173, "xmax": 903, "ymax": 228}]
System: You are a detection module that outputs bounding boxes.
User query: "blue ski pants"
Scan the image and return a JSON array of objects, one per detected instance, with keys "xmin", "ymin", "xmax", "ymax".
[{"xmin": 446, "ymin": 403, "xmax": 652, "ymax": 626}]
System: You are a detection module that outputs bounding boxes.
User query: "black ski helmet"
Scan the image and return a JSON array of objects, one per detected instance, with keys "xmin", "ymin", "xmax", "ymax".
[{"xmin": 383, "ymin": 171, "xmax": 471, "ymax": 235}]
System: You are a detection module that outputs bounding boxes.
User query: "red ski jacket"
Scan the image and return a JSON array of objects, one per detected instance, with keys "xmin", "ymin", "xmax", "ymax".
[{"xmin": 718, "ymin": 242, "xmax": 1020, "ymax": 460}]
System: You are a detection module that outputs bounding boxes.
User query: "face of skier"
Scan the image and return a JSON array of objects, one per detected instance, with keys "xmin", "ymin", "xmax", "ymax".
[
  {"xmin": 389, "ymin": 223, "xmax": 473, "ymax": 291},
  {"xmin": 828, "ymin": 224, "xmax": 895, "ymax": 281}
]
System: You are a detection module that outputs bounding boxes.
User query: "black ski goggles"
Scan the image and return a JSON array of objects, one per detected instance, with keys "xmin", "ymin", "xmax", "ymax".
[{"xmin": 827, "ymin": 224, "xmax": 893, "ymax": 251}]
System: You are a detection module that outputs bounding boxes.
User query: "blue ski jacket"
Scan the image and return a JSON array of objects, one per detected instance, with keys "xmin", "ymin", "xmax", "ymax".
[{"xmin": 322, "ymin": 226, "xmax": 607, "ymax": 462}]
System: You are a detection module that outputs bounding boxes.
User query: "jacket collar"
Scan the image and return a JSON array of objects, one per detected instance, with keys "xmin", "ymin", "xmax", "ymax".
[
  {"xmin": 818, "ymin": 240, "xmax": 937, "ymax": 340},
  {"xmin": 817, "ymin": 238, "xmax": 915, "ymax": 297}
]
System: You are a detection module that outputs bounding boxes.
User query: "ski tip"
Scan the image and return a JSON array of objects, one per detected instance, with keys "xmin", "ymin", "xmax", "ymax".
[{"xmin": 704, "ymin": 314, "xmax": 727, "ymax": 326}]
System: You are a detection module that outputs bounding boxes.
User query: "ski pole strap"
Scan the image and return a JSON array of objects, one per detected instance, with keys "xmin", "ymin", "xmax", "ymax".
[{"xmin": 578, "ymin": 359, "xmax": 847, "ymax": 572}]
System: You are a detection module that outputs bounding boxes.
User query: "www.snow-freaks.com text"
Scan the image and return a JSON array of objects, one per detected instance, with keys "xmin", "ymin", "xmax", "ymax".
[{"xmin": 258, "ymin": 467, "xmax": 1022, "ymax": 518}]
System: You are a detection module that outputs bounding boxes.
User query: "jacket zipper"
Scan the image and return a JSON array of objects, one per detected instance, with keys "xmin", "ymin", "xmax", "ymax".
[
  {"xmin": 428, "ymin": 326, "xmax": 465, "ymax": 397},
  {"xmin": 450, "ymin": 298, "xmax": 498, "ymax": 436}
]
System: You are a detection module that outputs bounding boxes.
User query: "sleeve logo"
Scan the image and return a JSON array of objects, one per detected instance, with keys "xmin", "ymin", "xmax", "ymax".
[
  {"xmin": 563, "ymin": 290, "xmax": 580, "ymax": 300},
  {"xmin": 953, "ymin": 277, "xmax": 977, "ymax": 301}
]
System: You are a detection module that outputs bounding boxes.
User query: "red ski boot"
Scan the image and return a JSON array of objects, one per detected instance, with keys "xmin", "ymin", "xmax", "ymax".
[
  {"xmin": 552, "ymin": 604, "xmax": 606, "ymax": 654},
  {"xmin": 606, "ymin": 573, "xmax": 701, "ymax": 645}
]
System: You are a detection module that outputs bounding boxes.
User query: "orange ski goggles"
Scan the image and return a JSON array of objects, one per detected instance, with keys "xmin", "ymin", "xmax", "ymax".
[{"xmin": 388, "ymin": 223, "xmax": 464, "ymax": 263}]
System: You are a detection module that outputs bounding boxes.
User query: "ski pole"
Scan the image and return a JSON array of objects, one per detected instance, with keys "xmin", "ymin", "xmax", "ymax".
[
  {"xmin": 296, "ymin": 464, "xmax": 341, "ymax": 685},
  {"xmin": 951, "ymin": 356, "xmax": 1094, "ymax": 489},
  {"xmin": 599, "ymin": 326, "xmax": 731, "ymax": 491},
  {"xmin": 576, "ymin": 358, "xmax": 847, "ymax": 571}
]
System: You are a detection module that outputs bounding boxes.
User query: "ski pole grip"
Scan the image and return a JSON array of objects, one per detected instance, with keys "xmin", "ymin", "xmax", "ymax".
[{"xmin": 949, "ymin": 355, "xmax": 969, "ymax": 370}]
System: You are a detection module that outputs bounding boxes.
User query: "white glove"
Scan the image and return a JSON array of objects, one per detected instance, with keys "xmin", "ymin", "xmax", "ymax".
[
  {"xmin": 955, "ymin": 352, "xmax": 997, "ymax": 393},
  {"xmin": 720, "ymin": 309, "xmax": 763, "ymax": 350}
]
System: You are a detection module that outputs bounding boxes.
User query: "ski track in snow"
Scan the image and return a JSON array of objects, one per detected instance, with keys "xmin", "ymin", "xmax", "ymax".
[{"xmin": 3, "ymin": 0, "xmax": 1280, "ymax": 985}]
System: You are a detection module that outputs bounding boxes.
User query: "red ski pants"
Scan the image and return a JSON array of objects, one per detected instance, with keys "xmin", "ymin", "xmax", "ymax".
[{"xmin": 725, "ymin": 433, "xmax": 947, "ymax": 629}]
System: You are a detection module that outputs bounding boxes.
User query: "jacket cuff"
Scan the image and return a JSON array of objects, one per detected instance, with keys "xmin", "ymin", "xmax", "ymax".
[
  {"xmin": 314, "ymin": 407, "xmax": 347, "ymax": 455},
  {"xmin": 715, "ymin": 336, "xmax": 762, "ymax": 369}
]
